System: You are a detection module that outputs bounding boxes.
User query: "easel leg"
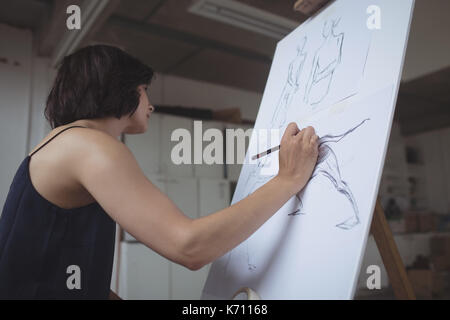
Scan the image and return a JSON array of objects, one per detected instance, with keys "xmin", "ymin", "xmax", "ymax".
[{"xmin": 370, "ymin": 199, "xmax": 416, "ymax": 299}]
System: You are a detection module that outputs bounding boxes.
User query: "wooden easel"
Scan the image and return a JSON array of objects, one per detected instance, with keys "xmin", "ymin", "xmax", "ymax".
[
  {"xmin": 371, "ymin": 199, "xmax": 415, "ymax": 299},
  {"xmin": 293, "ymin": 0, "xmax": 416, "ymax": 300}
]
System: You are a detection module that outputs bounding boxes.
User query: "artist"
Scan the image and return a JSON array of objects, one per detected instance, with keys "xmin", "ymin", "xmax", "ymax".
[{"xmin": 0, "ymin": 45, "xmax": 319, "ymax": 299}]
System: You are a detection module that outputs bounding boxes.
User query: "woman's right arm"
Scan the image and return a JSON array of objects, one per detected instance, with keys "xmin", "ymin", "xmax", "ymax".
[{"xmin": 75, "ymin": 123, "xmax": 318, "ymax": 270}]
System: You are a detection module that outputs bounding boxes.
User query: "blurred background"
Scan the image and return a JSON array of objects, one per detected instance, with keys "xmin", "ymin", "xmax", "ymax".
[{"xmin": 0, "ymin": 0, "xmax": 449, "ymax": 299}]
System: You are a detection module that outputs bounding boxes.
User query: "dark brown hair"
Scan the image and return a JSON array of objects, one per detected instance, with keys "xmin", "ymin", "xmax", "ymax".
[{"xmin": 45, "ymin": 45, "xmax": 154, "ymax": 129}]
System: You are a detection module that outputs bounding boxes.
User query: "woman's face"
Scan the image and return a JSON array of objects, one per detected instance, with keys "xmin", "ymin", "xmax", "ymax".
[{"xmin": 124, "ymin": 84, "xmax": 155, "ymax": 134}]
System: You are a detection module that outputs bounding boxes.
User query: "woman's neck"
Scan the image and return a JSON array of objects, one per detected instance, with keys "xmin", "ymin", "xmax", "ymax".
[{"xmin": 69, "ymin": 118, "xmax": 124, "ymax": 140}]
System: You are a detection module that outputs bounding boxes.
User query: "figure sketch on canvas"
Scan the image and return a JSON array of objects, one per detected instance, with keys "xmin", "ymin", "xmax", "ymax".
[
  {"xmin": 271, "ymin": 37, "xmax": 308, "ymax": 129},
  {"xmin": 243, "ymin": 118, "xmax": 370, "ymax": 272},
  {"xmin": 304, "ymin": 18, "xmax": 344, "ymax": 106},
  {"xmin": 223, "ymin": 156, "xmax": 275, "ymax": 272},
  {"xmin": 289, "ymin": 118, "xmax": 370, "ymax": 230},
  {"xmin": 242, "ymin": 156, "xmax": 276, "ymax": 203}
]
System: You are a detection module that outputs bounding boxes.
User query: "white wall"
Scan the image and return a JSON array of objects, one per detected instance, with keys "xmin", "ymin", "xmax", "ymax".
[
  {"xmin": 402, "ymin": 0, "xmax": 450, "ymax": 80},
  {"xmin": 405, "ymin": 128, "xmax": 450, "ymax": 214},
  {"xmin": 149, "ymin": 73, "xmax": 263, "ymax": 121},
  {"xmin": 0, "ymin": 23, "xmax": 54, "ymax": 212},
  {"xmin": 0, "ymin": 24, "xmax": 32, "ymax": 208},
  {"xmin": 28, "ymin": 57, "xmax": 53, "ymax": 150}
]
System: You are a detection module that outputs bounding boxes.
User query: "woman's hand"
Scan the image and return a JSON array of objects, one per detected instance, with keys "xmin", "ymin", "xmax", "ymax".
[{"xmin": 277, "ymin": 122, "xmax": 319, "ymax": 194}]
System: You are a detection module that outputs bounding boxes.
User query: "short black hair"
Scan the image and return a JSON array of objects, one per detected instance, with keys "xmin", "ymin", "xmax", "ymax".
[{"xmin": 45, "ymin": 45, "xmax": 154, "ymax": 129}]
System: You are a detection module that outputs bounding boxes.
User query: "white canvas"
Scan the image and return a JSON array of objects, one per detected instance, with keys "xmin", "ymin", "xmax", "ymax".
[{"xmin": 203, "ymin": 0, "xmax": 415, "ymax": 299}]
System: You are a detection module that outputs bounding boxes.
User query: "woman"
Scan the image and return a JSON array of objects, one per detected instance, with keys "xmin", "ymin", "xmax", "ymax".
[{"xmin": 0, "ymin": 45, "xmax": 319, "ymax": 299}]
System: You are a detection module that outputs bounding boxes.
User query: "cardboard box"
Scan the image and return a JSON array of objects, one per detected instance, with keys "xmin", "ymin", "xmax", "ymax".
[
  {"xmin": 407, "ymin": 269, "xmax": 432, "ymax": 299},
  {"xmin": 437, "ymin": 215, "xmax": 450, "ymax": 232},
  {"xmin": 407, "ymin": 269, "xmax": 450, "ymax": 299},
  {"xmin": 404, "ymin": 213, "xmax": 419, "ymax": 233},
  {"xmin": 430, "ymin": 236, "xmax": 450, "ymax": 256},
  {"xmin": 432, "ymin": 272, "xmax": 450, "ymax": 297},
  {"xmin": 418, "ymin": 213, "xmax": 436, "ymax": 232},
  {"xmin": 388, "ymin": 219, "xmax": 406, "ymax": 234},
  {"xmin": 431, "ymin": 255, "xmax": 450, "ymax": 272}
]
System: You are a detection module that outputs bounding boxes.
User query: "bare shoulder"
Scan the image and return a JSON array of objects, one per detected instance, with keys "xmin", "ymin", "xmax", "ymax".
[
  {"xmin": 69, "ymin": 127, "xmax": 128, "ymax": 155},
  {"xmin": 31, "ymin": 125, "xmax": 124, "ymax": 156},
  {"xmin": 35, "ymin": 126, "xmax": 139, "ymax": 184},
  {"xmin": 27, "ymin": 126, "xmax": 140, "ymax": 209},
  {"xmin": 63, "ymin": 127, "xmax": 138, "ymax": 172}
]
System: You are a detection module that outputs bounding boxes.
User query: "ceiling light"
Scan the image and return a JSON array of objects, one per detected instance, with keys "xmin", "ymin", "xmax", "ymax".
[{"xmin": 188, "ymin": 0, "xmax": 300, "ymax": 40}]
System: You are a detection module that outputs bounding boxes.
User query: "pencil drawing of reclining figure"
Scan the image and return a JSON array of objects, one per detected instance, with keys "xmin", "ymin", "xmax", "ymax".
[{"xmin": 290, "ymin": 118, "xmax": 370, "ymax": 230}]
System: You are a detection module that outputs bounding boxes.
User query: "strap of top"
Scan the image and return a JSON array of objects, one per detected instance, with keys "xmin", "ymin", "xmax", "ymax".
[{"xmin": 29, "ymin": 125, "xmax": 87, "ymax": 158}]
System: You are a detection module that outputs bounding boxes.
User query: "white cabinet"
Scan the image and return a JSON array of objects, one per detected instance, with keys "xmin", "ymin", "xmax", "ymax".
[
  {"xmin": 171, "ymin": 263, "xmax": 211, "ymax": 300},
  {"xmin": 118, "ymin": 242, "xmax": 170, "ymax": 299},
  {"xmin": 198, "ymin": 179, "xmax": 230, "ymax": 217},
  {"xmin": 167, "ymin": 177, "xmax": 210, "ymax": 300},
  {"xmin": 150, "ymin": 174, "xmax": 167, "ymax": 193},
  {"xmin": 122, "ymin": 173, "xmax": 166, "ymax": 242},
  {"xmin": 194, "ymin": 120, "xmax": 225, "ymax": 179},
  {"xmin": 118, "ymin": 114, "xmax": 253, "ymax": 299},
  {"xmin": 160, "ymin": 114, "xmax": 194, "ymax": 177},
  {"xmin": 168, "ymin": 178, "xmax": 230, "ymax": 299},
  {"xmin": 166, "ymin": 177, "xmax": 198, "ymax": 219},
  {"xmin": 122, "ymin": 176, "xmax": 198, "ymax": 241},
  {"xmin": 125, "ymin": 113, "xmax": 162, "ymax": 175},
  {"xmin": 119, "ymin": 239, "xmax": 211, "ymax": 300},
  {"xmin": 224, "ymin": 123, "xmax": 253, "ymax": 181}
]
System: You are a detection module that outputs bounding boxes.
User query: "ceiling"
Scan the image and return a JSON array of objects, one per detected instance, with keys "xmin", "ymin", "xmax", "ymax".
[
  {"xmin": 0, "ymin": 0, "xmax": 449, "ymax": 135},
  {"xmin": 0, "ymin": 0, "xmax": 307, "ymax": 92},
  {"xmin": 0, "ymin": 0, "xmax": 50, "ymax": 30},
  {"xmin": 93, "ymin": 0, "xmax": 308, "ymax": 92}
]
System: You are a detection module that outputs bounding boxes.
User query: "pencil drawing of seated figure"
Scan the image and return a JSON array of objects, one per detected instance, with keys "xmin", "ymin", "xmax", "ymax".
[
  {"xmin": 271, "ymin": 37, "xmax": 307, "ymax": 129},
  {"xmin": 304, "ymin": 18, "xmax": 344, "ymax": 106},
  {"xmin": 289, "ymin": 119, "xmax": 370, "ymax": 230}
]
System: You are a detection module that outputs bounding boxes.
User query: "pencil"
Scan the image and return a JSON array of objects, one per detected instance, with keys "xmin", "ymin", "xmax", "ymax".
[{"xmin": 251, "ymin": 145, "xmax": 281, "ymax": 160}]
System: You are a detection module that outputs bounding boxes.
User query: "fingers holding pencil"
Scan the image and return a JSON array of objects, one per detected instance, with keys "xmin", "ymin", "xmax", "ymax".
[
  {"xmin": 277, "ymin": 123, "xmax": 319, "ymax": 193},
  {"xmin": 251, "ymin": 124, "xmax": 319, "ymax": 160}
]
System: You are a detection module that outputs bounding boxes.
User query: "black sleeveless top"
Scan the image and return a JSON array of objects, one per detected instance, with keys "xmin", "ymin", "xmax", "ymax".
[{"xmin": 0, "ymin": 126, "xmax": 116, "ymax": 299}]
